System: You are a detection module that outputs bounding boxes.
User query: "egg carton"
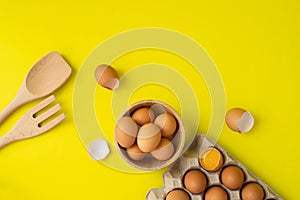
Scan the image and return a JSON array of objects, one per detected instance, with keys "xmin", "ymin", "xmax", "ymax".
[{"xmin": 146, "ymin": 133, "xmax": 282, "ymax": 200}]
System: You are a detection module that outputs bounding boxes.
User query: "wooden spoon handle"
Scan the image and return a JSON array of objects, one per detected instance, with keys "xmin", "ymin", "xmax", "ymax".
[
  {"xmin": 0, "ymin": 133, "xmax": 14, "ymax": 149},
  {"xmin": 0, "ymin": 84, "xmax": 35, "ymax": 125},
  {"xmin": 0, "ymin": 99, "xmax": 24, "ymax": 125}
]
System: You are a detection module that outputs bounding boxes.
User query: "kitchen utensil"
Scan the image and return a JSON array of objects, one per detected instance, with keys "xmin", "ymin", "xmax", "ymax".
[
  {"xmin": 0, "ymin": 95, "xmax": 65, "ymax": 149},
  {"xmin": 0, "ymin": 51, "xmax": 72, "ymax": 125}
]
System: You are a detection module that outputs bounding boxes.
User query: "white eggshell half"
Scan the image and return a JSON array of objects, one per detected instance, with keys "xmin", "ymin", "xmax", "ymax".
[
  {"xmin": 88, "ymin": 138, "xmax": 110, "ymax": 160},
  {"xmin": 237, "ymin": 112, "xmax": 254, "ymax": 133}
]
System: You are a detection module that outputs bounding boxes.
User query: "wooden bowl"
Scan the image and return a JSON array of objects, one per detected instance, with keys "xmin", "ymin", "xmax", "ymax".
[{"xmin": 115, "ymin": 100, "xmax": 185, "ymax": 171}]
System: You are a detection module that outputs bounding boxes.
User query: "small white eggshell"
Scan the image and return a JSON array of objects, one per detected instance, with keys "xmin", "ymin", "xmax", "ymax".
[{"xmin": 88, "ymin": 138, "xmax": 110, "ymax": 160}]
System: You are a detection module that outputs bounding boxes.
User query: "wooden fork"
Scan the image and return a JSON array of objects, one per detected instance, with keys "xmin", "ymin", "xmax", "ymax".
[{"xmin": 0, "ymin": 95, "xmax": 65, "ymax": 149}]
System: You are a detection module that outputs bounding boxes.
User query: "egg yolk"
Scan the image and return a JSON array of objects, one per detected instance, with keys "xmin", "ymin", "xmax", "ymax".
[{"xmin": 199, "ymin": 148, "xmax": 224, "ymax": 171}]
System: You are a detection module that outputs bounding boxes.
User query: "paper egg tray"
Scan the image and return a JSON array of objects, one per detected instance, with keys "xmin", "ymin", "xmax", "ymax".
[{"xmin": 147, "ymin": 133, "xmax": 282, "ymax": 200}]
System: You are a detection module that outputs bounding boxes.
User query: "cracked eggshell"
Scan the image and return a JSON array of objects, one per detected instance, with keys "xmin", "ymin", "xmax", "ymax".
[
  {"xmin": 199, "ymin": 147, "xmax": 224, "ymax": 172},
  {"xmin": 88, "ymin": 138, "xmax": 110, "ymax": 160},
  {"xmin": 225, "ymin": 108, "xmax": 254, "ymax": 133},
  {"xmin": 95, "ymin": 64, "xmax": 119, "ymax": 90}
]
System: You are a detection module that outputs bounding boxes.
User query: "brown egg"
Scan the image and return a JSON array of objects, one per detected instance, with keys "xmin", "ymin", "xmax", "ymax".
[
  {"xmin": 199, "ymin": 147, "xmax": 224, "ymax": 172},
  {"xmin": 131, "ymin": 107, "xmax": 154, "ymax": 126},
  {"xmin": 204, "ymin": 186, "xmax": 228, "ymax": 200},
  {"xmin": 126, "ymin": 143, "xmax": 146, "ymax": 161},
  {"xmin": 166, "ymin": 189, "xmax": 190, "ymax": 200},
  {"xmin": 241, "ymin": 182, "xmax": 265, "ymax": 200},
  {"xmin": 115, "ymin": 116, "xmax": 138, "ymax": 148},
  {"xmin": 154, "ymin": 113, "xmax": 177, "ymax": 137},
  {"xmin": 221, "ymin": 165, "xmax": 245, "ymax": 190},
  {"xmin": 225, "ymin": 108, "xmax": 254, "ymax": 133},
  {"xmin": 95, "ymin": 64, "xmax": 119, "ymax": 90},
  {"xmin": 183, "ymin": 169, "xmax": 207, "ymax": 194},
  {"xmin": 137, "ymin": 123, "xmax": 161, "ymax": 152},
  {"xmin": 151, "ymin": 138, "xmax": 174, "ymax": 161}
]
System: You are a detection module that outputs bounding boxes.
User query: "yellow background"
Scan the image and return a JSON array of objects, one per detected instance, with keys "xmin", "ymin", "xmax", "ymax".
[{"xmin": 0, "ymin": 0, "xmax": 299, "ymax": 199}]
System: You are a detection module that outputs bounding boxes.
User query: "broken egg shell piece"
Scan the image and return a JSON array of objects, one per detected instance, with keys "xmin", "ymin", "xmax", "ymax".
[
  {"xmin": 95, "ymin": 64, "xmax": 119, "ymax": 90},
  {"xmin": 225, "ymin": 108, "xmax": 254, "ymax": 133},
  {"xmin": 237, "ymin": 111, "xmax": 254, "ymax": 133},
  {"xmin": 88, "ymin": 138, "xmax": 110, "ymax": 160},
  {"xmin": 199, "ymin": 147, "xmax": 224, "ymax": 172}
]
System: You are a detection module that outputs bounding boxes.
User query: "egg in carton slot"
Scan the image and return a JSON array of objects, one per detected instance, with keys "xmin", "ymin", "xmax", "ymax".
[{"xmin": 146, "ymin": 133, "xmax": 282, "ymax": 200}]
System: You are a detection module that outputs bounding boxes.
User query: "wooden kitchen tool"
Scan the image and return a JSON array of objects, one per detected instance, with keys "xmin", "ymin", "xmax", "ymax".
[
  {"xmin": 0, "ymin": 51, "xmax": 72, "ymax": 125},
  {"xmin": 0, "ymin": 95, "xmax": 65, "ymax": 148}
]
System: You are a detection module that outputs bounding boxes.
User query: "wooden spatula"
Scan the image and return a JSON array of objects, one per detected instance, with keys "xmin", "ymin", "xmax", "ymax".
[
  {"xmin": 0, "ymin": 52, "xmax": 72, "ymax": 125},
  {"xmin": 0, "ymin": 95, "xmax": 65, "ymax": 149}
]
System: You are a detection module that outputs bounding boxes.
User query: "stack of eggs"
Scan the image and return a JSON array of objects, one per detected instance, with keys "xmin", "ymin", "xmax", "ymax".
[{"xmin": 115, "ymin": 100, "xmax": 185, "ymax": 170}]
